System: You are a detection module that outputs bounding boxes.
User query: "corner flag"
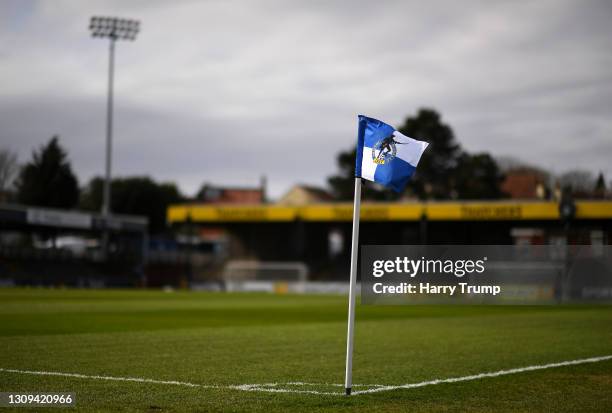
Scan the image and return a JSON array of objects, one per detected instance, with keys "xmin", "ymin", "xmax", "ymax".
[
  {"xmin": 344, "ymin": 115, "xmax": 428, "ymax": 395},
  {"xmin": 355, "ymin": 115, "xmax": 429, "ymax": 192}
]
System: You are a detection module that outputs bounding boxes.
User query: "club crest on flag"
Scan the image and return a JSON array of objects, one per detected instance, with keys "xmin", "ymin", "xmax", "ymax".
[
  {"xmin": 355, "ymin": 115, "xmax": 429, "ymax": 193},
  {"xmin": 372, "ymin": 135, "xmax": 400, "ymax": 165}
]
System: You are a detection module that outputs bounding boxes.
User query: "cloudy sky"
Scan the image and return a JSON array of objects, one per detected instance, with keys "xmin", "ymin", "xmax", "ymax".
[{"xmin": 1, "ymin": 0, "xmax": 611, "ymax": 198}]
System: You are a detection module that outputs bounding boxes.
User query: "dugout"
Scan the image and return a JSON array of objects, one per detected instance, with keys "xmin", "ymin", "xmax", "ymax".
[{"xmin": 167, "ymin": 200, "xmax": 612, "ymax": 280}]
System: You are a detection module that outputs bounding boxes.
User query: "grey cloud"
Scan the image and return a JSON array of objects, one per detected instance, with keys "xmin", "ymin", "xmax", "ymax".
[{"xmin": 1, "ymin": 0, "xmax": 611, "ymax": 198}]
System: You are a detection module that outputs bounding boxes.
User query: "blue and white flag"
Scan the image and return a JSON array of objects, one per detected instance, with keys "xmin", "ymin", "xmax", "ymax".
[{"xmin": 355, "ymin": 115, "xmax": 429, "ymax": 192}]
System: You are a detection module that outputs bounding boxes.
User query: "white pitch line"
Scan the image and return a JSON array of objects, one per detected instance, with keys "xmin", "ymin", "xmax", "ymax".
[
  {"xmin": 1, "ymin": 354, "xmax": 611, "ymax": 396},
  {"xmin": 0, "ymin": 368, "xmax": 218, "ymax": 389},
  {"xmin": 231, "ymin": 384, "xmax": 338, "ymax": 395},
  {"xmin": 0, "ymin": 368, "xmax": 340, "ymax": 396},
  {"xmin": 352, "ymin": 354, "xmax": 612, "ymax": 395},
  {"xmin": 231, "ymin": 382, "xmax": 386, "ymax": 395}
]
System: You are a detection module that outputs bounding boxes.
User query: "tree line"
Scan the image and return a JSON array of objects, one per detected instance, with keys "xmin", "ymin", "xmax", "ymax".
[
  {"xmin": 0, "ymin": 108, "xmax": 608, "ymax": 234},
  {"xmin": 0, "ymin": 136, "xmax": 183, "ymax": 234},
  {"xmin": 327, "ymin": 108, "xmax": 607, "ymax": 201}
]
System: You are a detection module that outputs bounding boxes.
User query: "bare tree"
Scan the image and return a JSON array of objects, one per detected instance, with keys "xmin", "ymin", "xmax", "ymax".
[
  {"xmin": 0, "ymin": 148, "xmax": 18, "ymax": 192},
  {"xmin": 558, "ymin": 169, "xmax": 595, "ymax": 193}
]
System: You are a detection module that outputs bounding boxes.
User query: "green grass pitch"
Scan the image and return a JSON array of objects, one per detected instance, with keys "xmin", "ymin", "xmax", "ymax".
[{"xmin": 0, "ymin": 288, "xmax": 611, "ymax": 412}]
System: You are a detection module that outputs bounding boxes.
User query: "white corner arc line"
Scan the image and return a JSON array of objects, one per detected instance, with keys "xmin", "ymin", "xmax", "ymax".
[
  {"xmin": 352, "ymin": 354, "xmax": 612, "ymax": 395},
  {"xmin": 1, "ymin": 354, "xmax": 611, "ymax": 396}
]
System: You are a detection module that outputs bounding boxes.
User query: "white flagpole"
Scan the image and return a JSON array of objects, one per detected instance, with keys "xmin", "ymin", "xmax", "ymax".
[{"xmin": 344, "ymin": 177, "xmax": 362, "ymax": 395}]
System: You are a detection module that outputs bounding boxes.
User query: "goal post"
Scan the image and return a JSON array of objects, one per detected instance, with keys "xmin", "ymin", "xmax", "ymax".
[{"xmin": 222, "ymin": 260, "xmax": 309, "ymax": 282}]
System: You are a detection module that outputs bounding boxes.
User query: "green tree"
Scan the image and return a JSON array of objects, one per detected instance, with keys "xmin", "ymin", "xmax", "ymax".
[
  {"xmin": 80, "ymin": 176, "xmax": 184, "ymax": 234},
  {"xmin": 16, "ymin": 136, "xmax": 79, "ymax": 208},
  {"xmin": 327, "ymin": 108, "xmax": 504, "ymax": 200},
  {"xmin": 328, "ymin": 109, "xmax": 461, "ymax": 200},
  {"xmin": 396, "ymin": 108, "xmax": 461, "ymax": 199},
  {"xmin": 453, "ymin": 152, "xmax": 505, "ymax": 199}
]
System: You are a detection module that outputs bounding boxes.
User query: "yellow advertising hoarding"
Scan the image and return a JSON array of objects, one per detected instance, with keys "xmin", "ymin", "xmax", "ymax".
[{"xmin": 167, "ymin": 201, "xmax": 612, "ymax": 223}]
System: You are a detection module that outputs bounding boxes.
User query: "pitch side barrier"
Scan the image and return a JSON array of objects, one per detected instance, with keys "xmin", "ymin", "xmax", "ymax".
[
  {"xmin": 361, "ymin": 245, "xmax": 612, "ymax": 304},
  {"xmin": 167, "ymin": 200, "xmax": 612, "ymax": 223}
]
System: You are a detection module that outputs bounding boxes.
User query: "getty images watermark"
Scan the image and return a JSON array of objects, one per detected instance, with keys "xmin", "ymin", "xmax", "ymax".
[
  {"xmin": 361, "ymin": 245, "xmax": 612, "ymax": 305},
  {"xmin": 371, "ymin": 255, "xmax": 499, "ymax": 296}
]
